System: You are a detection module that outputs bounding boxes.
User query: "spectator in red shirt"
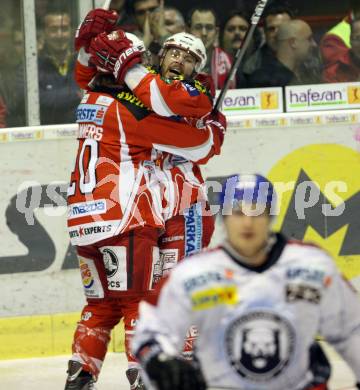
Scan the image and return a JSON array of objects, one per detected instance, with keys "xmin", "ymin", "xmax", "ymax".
[
  {"xmin": 320, "ymin": 0, "xmax": 360, "ymax": 65},
  {"xmin": 323, "ymin": 19, "xmax": 360, "ymax": 82},
  {"xmin": 0, "ymin": 95, "xmax": 7, "ymax": 128}
]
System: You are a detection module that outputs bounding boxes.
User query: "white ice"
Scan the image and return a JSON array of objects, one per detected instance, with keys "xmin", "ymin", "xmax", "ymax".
[{"xmin": 0, "ymin": 343, "xmax": 357, "ymax": 390}]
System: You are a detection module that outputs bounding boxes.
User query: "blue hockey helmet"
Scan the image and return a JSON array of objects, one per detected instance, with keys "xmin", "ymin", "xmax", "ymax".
[{"xmin": 219, "ymin": 174, "xmax": 277, "ymax": 215}]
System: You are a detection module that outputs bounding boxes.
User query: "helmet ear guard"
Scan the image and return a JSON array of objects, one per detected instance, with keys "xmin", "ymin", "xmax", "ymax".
[
  {"xmin": 161, "ymin": 32, "xmax": 207, "ymax": 73},
  {"xmin": 125, "ymin": 32, "xmax": 152, "ymax": 66},
  {"xmin": 125, "ymin": 32, "xmax": 146, "ymax": 53}
]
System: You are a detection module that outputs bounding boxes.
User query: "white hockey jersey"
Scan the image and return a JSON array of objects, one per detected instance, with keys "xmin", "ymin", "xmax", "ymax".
[{"xmin": 132, "ymin": 234, "xmax": 360, "ymax": 390}]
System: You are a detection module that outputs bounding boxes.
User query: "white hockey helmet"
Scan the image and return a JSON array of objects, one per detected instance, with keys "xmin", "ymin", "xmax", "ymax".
[
  {"xmin": 161, "ymin": 32, "xmax": 207, "ymax": 73},
  {"xmin": 125, "ymin": 32, "xmax": 146, "ymax": 53},
  {"xmin": 125, "ymin": 32, "xmax": 153, "ymax": 65}
]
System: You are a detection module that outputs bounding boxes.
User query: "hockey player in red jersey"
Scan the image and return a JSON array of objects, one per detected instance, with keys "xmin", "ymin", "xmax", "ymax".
[
  {"xmin": 65, "ymin": 70, "xmax": 223, "ymax": 390},
  {"xmin": 65, "ymin": 9, "xmax": 226, "ymax": 390},
  {"xmin": 76, "ymin": 22, "xmax": 224, "ymax": 262}
]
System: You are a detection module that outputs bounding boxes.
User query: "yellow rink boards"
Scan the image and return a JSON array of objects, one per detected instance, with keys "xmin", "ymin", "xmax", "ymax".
[{"xmin": 0, "ymin": 313, "xmax": 124, "ymax": 359}]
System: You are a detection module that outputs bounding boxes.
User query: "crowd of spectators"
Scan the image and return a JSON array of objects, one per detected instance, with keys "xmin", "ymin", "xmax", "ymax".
[
  {"xmin": 0, "ymin": 0, "xmax": 359, "ymax": 128},
  {"xmin": 0, "ymin": 1, "xmax": 80, "ymax": 128}
]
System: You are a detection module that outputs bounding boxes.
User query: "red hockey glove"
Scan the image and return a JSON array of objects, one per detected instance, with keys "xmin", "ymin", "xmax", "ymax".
[
  {"xmin": 205, "ymin": 110, "xmax": 227, "ymax": 148},
  {"xmin": 89, "ymin": 30, "xmax": 142, "ymax": 84},
  {"xmin": 205, "ymin": 110, "xmax": 227, "ymax": 132},
  {"xmin": 185, "ymin": 110, "xmax": 227, "ymax": 132},
  {"xmin": 184, "ymin": 110, "xmax": 226, "ymax": 155},
  {"xmin": 75, "ymin": 9, "xmax": 118, "ymax": 52}
]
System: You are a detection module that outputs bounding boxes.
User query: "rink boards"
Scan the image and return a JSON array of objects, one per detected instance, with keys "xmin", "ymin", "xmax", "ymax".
[{"xmin": 0, "ymin": 110, "xmax": 360, "ymax": 359}]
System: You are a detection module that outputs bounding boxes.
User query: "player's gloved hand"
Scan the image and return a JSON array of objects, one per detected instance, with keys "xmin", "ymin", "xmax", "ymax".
[
  {"xmin": 88, "ymin": 30, "xmax": 142, "ymax": 84},
  {"xmin": 205, "ymin": 110, "xmax": 227, "ymax": 133},
  {"xmin": 137, "ymin": 341, "xmax": 207, "ymax": 390},
  {"xmin": 75, "ymin": 8, "xmax": 118, "ymax": 52},
  {"xmin": 185, "ymin": 110, "xmax": 227, "ymax": 134}
]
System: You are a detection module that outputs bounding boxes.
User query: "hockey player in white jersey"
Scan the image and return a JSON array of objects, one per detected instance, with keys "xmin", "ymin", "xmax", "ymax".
[{"xmin": 132, "ymin": 173, "xmax": 360, "ymax": 390}]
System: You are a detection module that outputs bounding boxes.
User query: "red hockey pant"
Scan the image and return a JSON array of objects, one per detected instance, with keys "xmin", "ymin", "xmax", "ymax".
[{"xmin": 70, "ymin": 205, "xmax": 214, "ymax": 377}]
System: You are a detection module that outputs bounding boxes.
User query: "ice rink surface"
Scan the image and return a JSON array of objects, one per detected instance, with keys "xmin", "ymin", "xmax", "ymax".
[{"xmin": 0, "ymin": 343, "xmax": 357, "ymax": 390}]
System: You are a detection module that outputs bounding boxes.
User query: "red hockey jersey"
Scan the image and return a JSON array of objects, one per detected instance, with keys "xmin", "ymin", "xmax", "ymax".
[
  {"xmin": 75, "ymin": 60, "xmax": 213, "ymax": 118},
  {"xmin": 67, "ymin": 89, "xmax": 222, "ymax": 246},
  {"xmin": 74, "ymin": 58, "xmax": 223, "ymax": 224}
]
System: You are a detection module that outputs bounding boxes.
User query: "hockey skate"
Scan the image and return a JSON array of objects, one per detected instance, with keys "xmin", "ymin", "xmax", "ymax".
[
  {"xmin": 126, "ymin": 368, "xmax": 146, "ymax": 390},
  {"xmin": 64, "ymin": 360, "xmax": 97, "ymax": 390}
]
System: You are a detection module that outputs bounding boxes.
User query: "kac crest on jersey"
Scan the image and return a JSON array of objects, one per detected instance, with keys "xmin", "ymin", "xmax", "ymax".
[{"xmin": 102, "ymin": 248, "xmax": 119, "ymax": 277}]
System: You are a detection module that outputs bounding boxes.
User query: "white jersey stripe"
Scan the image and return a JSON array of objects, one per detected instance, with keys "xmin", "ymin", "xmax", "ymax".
[
  {"xmin": 178, "ymin": 161, "xmax": 200, "ymax": 186},
  {"xmin": 115, "ymin": 165, "xmax": 145, "ymax": 234},
  {"xmin": 116, "ymin": 104, "xmax": 135, "ymax": 216},
  {"xmin": 124, "ymin": 64, "xmax": 149, "ymax": 91},
  {"xmin": 161, "ymin": 167, "xmax": 177, "ymax": 220},
  {"xmin": 149, "ymin": 78, "xmax": 176, "ymax": 117},
  {"xmin": 153, "ymin": 129, "xmax": 214, "ymax": 162},
  {"xmin": 77, "ymin": 48, "xmax": 92, "ymax": 66},
  {"xmin": 144, "ymin": 168, "xmax": 163, "ymax": 223}
]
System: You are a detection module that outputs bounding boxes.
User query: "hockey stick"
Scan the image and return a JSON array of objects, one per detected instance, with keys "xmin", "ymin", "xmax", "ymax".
[
  {"xmin": 208, "ymin": 387, "xmax": 247, "ymax": 390},
  {"xmin": 213, "ymin": 0, "xmax": 270, "ymax": 112},
  {"xmin": 102, "ymin": 0, "xmax": 112, "ymax": 9},
  {"xmin": 208, "ymin": 386, "xmax": 358, "ymax": 390},
  {"xmin": 209, "ymin": 386, "xmax": 358, "ymax": 390}
]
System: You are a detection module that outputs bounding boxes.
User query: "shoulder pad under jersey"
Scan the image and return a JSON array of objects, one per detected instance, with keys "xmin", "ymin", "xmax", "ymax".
[{"xmin": 115, "ymin": 90, "xmax": 151, "ymax": 120}]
